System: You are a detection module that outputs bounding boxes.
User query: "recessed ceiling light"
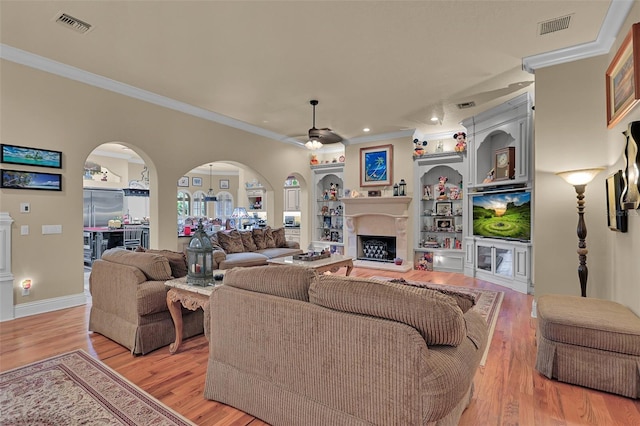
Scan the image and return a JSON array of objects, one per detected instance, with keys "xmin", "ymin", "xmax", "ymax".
[
  {"xmin": 363, "ymin": 128, "xmax": 370, "ymax": 132},
  {"xmin": 430, "ymin": 116, "xmax": 439, "ymax": 122}
]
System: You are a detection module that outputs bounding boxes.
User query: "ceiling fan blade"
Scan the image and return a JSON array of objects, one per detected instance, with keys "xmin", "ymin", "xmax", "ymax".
[{"xmin": 309, "ymin": 128, "xmax": 343, "ymax": 144}]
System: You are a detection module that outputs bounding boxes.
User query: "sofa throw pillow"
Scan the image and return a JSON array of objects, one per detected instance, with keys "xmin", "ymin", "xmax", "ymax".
[
  {"xmin": 217, "ymin": 230, "xmax": 245, "ymax": 254},
  {"xmin": 239, "ymin": 230, "xmax": 258, "ymax": 252},
  {"xmin": 309, "ymin": 276, "xmax": 466, "ymax": 347},
  {"xmin": 223, "ymin": 265, "xmax": 318, "ymax": 302},
  {"xmin": 252, "ymin": 228, "xmax": 267, "ymax": 250},
  {"xmin": 264, "ymin": 227, "xmax": 277, "ymax": 248},
  {"xmin": 136, "ymin": 248, "xmax": 188, "ymax": 278},
  {"xmin": 101, "ymin": 248, "xmax": 173, "ymax": 281},
  {"xmin": 388, "ymin": 277, "xmax": 476, "ymax": 313},
  {"xmin": 209, "ymin": 233, "xmax": 224, "ymax": 251},
  {"xmin": 272, "ymin": 227, "xmax": 287, "ymax": 248}
]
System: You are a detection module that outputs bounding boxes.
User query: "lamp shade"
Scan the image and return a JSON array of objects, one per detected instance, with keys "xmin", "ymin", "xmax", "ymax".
[
  {"xmin": 231, "ymin": 207, "xmax": 249, "ymax": 218},
  {"xmin": 556, "ymin": 168, "xmax": 605, "ymax": 186},
  {"xmin": 305, "ymin": 140, "xmax": 323, "ymax": 150}
]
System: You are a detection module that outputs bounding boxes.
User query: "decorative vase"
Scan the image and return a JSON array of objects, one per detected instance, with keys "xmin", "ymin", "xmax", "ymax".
[{"xmin": 394, "ymin": 258, "xmax": 403, "ymax": 265}]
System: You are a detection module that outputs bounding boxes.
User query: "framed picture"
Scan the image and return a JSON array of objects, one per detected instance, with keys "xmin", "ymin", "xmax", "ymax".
[
  {"xmin": 606, "ymin": 170, "xmax": 628, "ymax": 232},
  {"xmin": 367, "ymin": 190, "xmax": 381, "ymax": 197},
  {"xmin": 1, "ymin": 144, "xmax": 62, "ymax": 169},
  {"xmin": 177, "ymin": 176, "xmax": 189, "ymax": 187},
  {"xmin": 360, "ymin": 144, "xmax": 392, "ymax": 187},
  {"xmin": 435, "ymin": 201, "xmax": 453, "ymax": 216},
  {"xmin": 606, "ymin": 23, "xmax": 640, "ymax": 128},
  {"xmin": 192, "ymin": 177, "xmax": 202, "ymax": 187},
  {"xmin": 219, "ymin": 179, "xmax": 229, "ymax": 189},
  {"xmin": 435, "ymin": 218, "xmax": 453, "ymax": 230},
  {"xmin": 1, "ymin": 169, "xmax": 62, "ymax": 191}
]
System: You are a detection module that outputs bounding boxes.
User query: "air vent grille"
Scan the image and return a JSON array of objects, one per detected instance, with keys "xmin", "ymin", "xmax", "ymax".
[
  {"xmin": 54, "ymin": 12, "xmax": 92, "ymax": 34},
  {"xmin": 539, "ymin": 15, "xmax": 571, "ymax": 35},
  {"xmin": 456, "ymin": 101, "xmax": 476, "ymax": 110}
]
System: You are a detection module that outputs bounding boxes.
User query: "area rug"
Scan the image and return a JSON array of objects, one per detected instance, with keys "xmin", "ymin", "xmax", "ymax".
[
  {"xmin": 0, "ymin": 349, "xmax": 195, "ymax": 425},
  {"xmin": 372, "ymin": 277, "xmax": 504, "ymax": 366}
]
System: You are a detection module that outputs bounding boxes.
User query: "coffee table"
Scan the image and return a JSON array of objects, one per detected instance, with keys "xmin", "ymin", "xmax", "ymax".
[
  {"xmin": 266, "ymin": 254, "xmax": 354, "ymax": 276},
  {"xmin": 165, "ymin": 273, "xmax": 224, "ymax": 354}
]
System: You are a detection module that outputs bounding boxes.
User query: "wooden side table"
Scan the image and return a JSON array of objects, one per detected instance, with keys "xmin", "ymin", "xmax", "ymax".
[{"xmin": 165, "ymin": 275, "xmax": 223, "ymax": 354}]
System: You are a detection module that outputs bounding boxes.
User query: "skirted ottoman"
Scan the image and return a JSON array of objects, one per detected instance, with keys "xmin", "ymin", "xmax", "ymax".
[{"xmin": 535, "ymin": 294, "xmax": 640, "ymax": 398}]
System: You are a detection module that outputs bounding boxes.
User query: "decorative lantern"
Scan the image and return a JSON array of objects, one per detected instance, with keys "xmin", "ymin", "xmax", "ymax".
[
  {"xmin": 393, "ymin": 183, "xmax": 399, "ymax": 196},
  {"xmin": 399, "ymin": 179, "xmax": 407, "ymax": 196},
  {"xmin": 186, "ymin": 219, "xmax": 214, "ymax": 286}
]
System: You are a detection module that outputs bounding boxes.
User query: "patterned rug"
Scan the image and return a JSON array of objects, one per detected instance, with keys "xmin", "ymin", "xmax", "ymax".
[
  {"xmin": 372, "ymin": 277, "xmax": 504, "ymax": 366},
  {"xmin": 0, "ymin": 350, "xmax": 195, "ymax": 425}
]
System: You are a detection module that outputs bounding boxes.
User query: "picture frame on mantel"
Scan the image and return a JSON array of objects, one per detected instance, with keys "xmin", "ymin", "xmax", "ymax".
[
  {"xmin": 606, "ymin": 23, "xmax": 640, "ymax": 128},
  {"xmin": 360, "ymin": 144, "xmax": 393, "ymax": 187}
]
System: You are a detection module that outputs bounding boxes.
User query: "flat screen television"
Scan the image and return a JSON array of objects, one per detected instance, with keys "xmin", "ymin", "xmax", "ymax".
[{"xmin": 472, "ymin": 191, "xmax": 531, "ymax": 241}]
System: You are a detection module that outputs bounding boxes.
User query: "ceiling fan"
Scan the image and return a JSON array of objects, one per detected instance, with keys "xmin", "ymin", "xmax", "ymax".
[{"xmin": 305, "ymin": 100, "xmax": 343, "ymax": 149}]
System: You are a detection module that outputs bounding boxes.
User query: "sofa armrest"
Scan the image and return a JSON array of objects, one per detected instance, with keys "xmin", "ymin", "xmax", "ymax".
[
  {"xmin": 89, "ymin": 259, "xmax": 147, "ymax": 323},
  {"xmin": 285, "ymin": 240, "xmax": 300, "ymax": 249},
  {"xmin": 212, "ymin": 249, "xmax": 227, "ymax": 269}
]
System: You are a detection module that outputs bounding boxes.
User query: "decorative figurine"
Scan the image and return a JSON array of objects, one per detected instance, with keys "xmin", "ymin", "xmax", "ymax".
[
  {"xmin": 413, "ymin": 138, "xmax": 427, "ymax": 157},
  {"xmin": 437, "ymin": 175, "xmax": 449, "ymax": 199},
  {"xmin": 453, "ymin": 131, "xmax": 467, "ymax": 152},
  {"xmin": 483, "ymin": 168, "xmax": 495, "ymax": 183}
]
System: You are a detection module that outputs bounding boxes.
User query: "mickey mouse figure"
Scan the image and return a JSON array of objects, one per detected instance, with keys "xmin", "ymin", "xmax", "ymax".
[
  {"xmin": 413, "ymin": 138, "xmax": 427, "ymax": 157},
  {"xmin": 453, "ymin": 131, "xmax": 467, "ymax": 152}
]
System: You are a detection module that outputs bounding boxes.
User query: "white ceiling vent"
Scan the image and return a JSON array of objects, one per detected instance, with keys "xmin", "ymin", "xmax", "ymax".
[
  {"xmin": 456, "ymin": 101, "xmax": 476, "ymax": 110},
  {"xmin": 54, "ymin": 12, "xmax": 92, "ymax": 34},
  {"xmin": 538, "ymin": 15, "xmax": 572, "ymax": 35}
]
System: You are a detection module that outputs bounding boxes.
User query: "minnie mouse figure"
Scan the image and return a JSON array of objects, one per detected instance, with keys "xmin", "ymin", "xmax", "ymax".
[
  {"xmin": 453, "ymin": 131, "xmax": 467, "ymax": 152},
  {"xmin": 413, "ymin": 138, "xmax": 427, "ymax": 157}
]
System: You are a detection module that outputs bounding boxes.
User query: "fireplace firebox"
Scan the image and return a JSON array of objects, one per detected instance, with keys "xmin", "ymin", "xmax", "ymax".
[{"xmin": 358, "ymin": 235, "xmax": 396, "ymax": 263}]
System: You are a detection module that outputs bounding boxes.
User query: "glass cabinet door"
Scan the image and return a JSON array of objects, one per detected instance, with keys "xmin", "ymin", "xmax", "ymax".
[
  {"xmin": 477, "ymin": 245, "xmax": 492, "ymax": 272},
  {"xmin": 495, "ymin": 247, "xmax": 513, "ymax": 278}
]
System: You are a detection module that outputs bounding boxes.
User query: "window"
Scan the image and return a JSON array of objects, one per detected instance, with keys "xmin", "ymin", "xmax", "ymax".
[
  {"xmin": 177, "ymin": 190, "xmax": 191, "ymax": 219},
  {"xmin": 192, "ymin": 190, "xmax": 207, "ymax": 217},
  {"xmin": 215, "ymin": 191, "xmax": 234, "ymax": 221}
]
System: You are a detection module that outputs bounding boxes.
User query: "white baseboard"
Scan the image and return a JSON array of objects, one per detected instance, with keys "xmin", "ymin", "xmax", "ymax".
[{"xmin": 13, "ymin": 293, "xmax": 87, "ymax": 320}]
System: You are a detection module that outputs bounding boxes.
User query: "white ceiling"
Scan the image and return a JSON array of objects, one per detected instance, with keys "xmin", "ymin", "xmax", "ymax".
[{"xmin": 0, "ymin": 1, "xmax": 631, "ymax": 149}]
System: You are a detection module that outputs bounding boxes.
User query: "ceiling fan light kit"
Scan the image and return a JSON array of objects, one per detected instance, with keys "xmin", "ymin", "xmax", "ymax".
[{"xmin": 305, "ymin": 100, "xmax": 344, "ymax": 148}]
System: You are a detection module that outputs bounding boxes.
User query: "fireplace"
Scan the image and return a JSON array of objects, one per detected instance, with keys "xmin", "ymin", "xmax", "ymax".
[{"xmin": 358, "ymin": 235, "xmax": 396, "ymax": 262}]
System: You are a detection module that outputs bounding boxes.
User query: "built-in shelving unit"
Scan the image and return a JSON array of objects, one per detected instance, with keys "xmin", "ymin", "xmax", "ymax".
[{"xmin": 311, "ymin": 163, "xmax": 344, "ymax": 254}]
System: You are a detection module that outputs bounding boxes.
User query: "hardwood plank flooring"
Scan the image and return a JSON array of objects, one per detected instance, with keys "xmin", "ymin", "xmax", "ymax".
[{"xmin": 1, "ymin": 267, "xmax": 639, "ymax": 425}]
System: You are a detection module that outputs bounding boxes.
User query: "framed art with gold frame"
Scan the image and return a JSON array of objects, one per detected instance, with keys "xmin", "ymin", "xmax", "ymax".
[{"xmin": 606, "ymin": 23, "xmax": 640, "ymax": 128}]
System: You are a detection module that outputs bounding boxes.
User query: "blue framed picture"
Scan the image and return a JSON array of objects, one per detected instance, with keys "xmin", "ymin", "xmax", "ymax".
[
  {"xmin": 1, "ymin": 169, "xmax": 62, "ymax": 191},
  {"xmin": 1, "ymin": 144, "xmax": 62, "ymax": 169},
  {"xmin": 360, "ymin": 144, "xmax": 393, "ymax": 187}
]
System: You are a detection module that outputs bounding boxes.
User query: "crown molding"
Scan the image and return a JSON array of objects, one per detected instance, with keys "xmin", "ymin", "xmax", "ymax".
[
  {"xmin": 345, "ymin": 129, "xmax": 415, "ymax": 145},
  {"xmin": 522, "ymin": 0, "xmax": 635, "ymax": 73}
]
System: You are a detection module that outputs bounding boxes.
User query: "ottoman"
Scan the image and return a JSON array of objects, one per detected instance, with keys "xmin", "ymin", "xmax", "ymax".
[{"xmin": 535, "ymin": 294, "xmax": 640, "ymax": 398}]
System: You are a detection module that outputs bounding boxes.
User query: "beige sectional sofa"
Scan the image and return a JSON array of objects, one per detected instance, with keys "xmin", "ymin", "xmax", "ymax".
[
  {"xmin": 89, "ymin": 248, "xmax": 204, "ymax": 355},
  {"xmin": 210, "ymin": 227, "xmax": 303, "ymax": 269},
  {"xmin": 204, "ymin": 265, "xmax": 488, "ymax": 425}
]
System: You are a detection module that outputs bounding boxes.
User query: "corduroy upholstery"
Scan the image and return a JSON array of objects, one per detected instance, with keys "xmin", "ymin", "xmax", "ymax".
[
  {"xmin": 535, "ymin": 294, "xmax": 640, "ymax": 398},
  {"xmin": 89, "ymin": 249, "xmax": 204, "ymax": 355},
  {"xmin": 204, "ymin": 266, "xmax": 488, "ymax": 425}
]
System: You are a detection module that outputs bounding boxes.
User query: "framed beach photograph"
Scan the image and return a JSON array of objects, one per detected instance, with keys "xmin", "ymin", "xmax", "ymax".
[
  {"xmin": 606, "ymin": 23, "xmax": 640, "ymax": 128},
  {"xmin": 1, "ymin": 169, "xmax": 62, "ymax": 191},
  {"xmin": 360, "ymin": 144, "xmax": 392, "ymax": 187},
  {"xmin": 1, "ymin": 144, "xmax": 62, "ymax": 169},
  {"xmin": 219, "ymin": 179, "xmax": 229, "ymax": 189},
  {"xmin": 435, "ymin": 201, "xmax": 453, "ymax": 216},
  {"xmin": 192, "ymin": 177, "xmax": 202, "ymax": 187},
  {"xmin": 177, "ymin": 176, "xmax": 189, "ymax": 187}
]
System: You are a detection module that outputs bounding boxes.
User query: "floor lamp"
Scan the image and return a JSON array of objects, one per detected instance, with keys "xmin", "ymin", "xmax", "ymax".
[{"xmin": 556, "ymin": 168, "xmax": 604, "ymax": 297}]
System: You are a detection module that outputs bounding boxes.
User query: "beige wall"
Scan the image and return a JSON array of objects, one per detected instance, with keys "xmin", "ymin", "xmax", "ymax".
[
  {"xmin": 0, "ymin": 60, "xmax": 311, "ymax": 308},
  {"xmin": 534, "ymin": 6, "xmax": 640, "ymax": 313}
]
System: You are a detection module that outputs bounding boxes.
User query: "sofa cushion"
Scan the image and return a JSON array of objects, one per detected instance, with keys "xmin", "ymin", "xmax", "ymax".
[
  {"xmin": 223, "ymin": 265, "xmax": 317, "ymax": 302},
  {"xmin": 136, "ymin": 247, "xmax": 188, "ymax": 278},
  {"xmin": 388, "ymin": 277, "xmax": 476, "ymax": 313},
  {"xmin": 256, "ymin": 247, "xmax": 303, "ymax": 259},
  {"xmin": 217, "ymin": 230, "xmax": 245, "ymax": 254},
  {"xmin": 252, "ymin": 228, "xmax": 267, "ymax": 250},
  {"xmin": 264, "ymin": 227, "xmax": 277, "ymax": 248},
  {"xmin": 218, "ymin": 252, "xmax": 269, "ymax": 269},
  {"xmin": 101, "ymin": 248, "xmax": 173, "ymax": 281},
  {"xmin": 310, "ymin": 276, "xmax": 466, "ymax": 346},
  {"xmin": 239, "ymin": 230, "xmax": 258, "ymax": 252},
  {"xmin": 272, "ymin": 227, "xmax": 287, "ymax": 248}
]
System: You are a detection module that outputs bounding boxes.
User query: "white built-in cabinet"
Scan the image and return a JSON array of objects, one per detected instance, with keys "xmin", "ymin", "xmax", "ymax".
[
  {"xmin": 284, "ymin": 187, "xmax": 300, "ymax": 211},
  {"xmin": 311, "ymin": 163, "xmax": 345, "ymax": 254}
]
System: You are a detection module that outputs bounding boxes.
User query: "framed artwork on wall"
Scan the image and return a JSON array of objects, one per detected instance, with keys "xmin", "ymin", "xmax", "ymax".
[
  {"xmin": 1, "ymin": 169, "xmax": 62, "ymax": 191},
  {"xmin": 360, "ymin": 144, "xmax": 392, "ymax": 187},
  {"xmin": 606, "ymin": 23, "xmax": 640, "ymax": 128},
  {"xmin": 177, "ymin": 176, "xmax": 189, "ymax": 187},
  {"xmin": 1, "ymin": 144, "xmax": 62, "ymax": 169},
  {"xmin": 192, "ymin": 177, "xmax": 202, "ymax": 187},
  {"xmin": 219, "ymin": 179, "xmax": 229, "ymax": 189}
]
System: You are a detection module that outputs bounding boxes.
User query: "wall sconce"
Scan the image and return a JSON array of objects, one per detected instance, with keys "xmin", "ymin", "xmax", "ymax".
[
  {"xmin": 556, "ymin": 167, "xmax": 605, "ymax": 297},
  {"xmin": 621, "ymin": 121, "xmax": 640, "ymax": 210}
]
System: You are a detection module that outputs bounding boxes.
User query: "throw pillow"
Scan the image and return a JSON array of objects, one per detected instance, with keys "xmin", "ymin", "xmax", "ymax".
[
  {"xmin": 209, "ymin": 233, "xmax": 224, "ymax": 251},
  {"xmin": 138, "ymin": 248, "xmax": 188, "ymax": 278},
  {"xmin": 239, "ymin": 230, "xmax": 258, "ymax": 252},
  {"xmin": 272, "ymin": 227, "xmax": 287, "ymax": 248},
  {"xmin": 388, "ymin": 277, "xmax": 476, "ymax": 313},
  {"xmin": 217, "ymin": 230, "xmax": 245, "ymax": 254},
  {"xmin": 264, "ymin": 227, "xmax": 276, "ymax": 248},
  {"xmin": 252, "ymin": 228, "xmax": 267, "ymax": 250}
]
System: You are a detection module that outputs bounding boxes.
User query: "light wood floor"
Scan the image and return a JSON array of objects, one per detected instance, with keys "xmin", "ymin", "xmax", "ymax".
[{"xmin": 1, "ymin": 267, "xmax": 639, "ymax": 425}]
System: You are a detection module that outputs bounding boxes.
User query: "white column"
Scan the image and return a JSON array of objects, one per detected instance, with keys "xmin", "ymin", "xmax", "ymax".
[{"xmin": 0, "ymin": 212, "xmax": 15, "ymax": 321}]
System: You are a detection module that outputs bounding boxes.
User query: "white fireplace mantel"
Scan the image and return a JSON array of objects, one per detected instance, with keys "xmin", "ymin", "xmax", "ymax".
[{"xmin": 341, "ymin": 196, "xmax": 411, "ymax": 216}]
